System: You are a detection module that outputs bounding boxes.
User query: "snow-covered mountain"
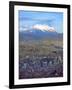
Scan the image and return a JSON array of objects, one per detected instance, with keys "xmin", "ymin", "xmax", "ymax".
[
  {"xmin": 19, "ymin": 24, "xmax": 63, "ymax": 40},
  {"xmin": 20, "ymin": 24, "xmax": 56, "ymax": 33},
  {"xmin": 19, "ymin": 30, "xmax": 62, "ymax": 41},
  {"xmin": 32, "ymin": 24, "xmax": 56, "ymax": 32}
]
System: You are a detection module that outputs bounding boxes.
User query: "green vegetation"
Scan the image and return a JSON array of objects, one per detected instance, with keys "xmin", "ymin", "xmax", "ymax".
[
  {"xmin": 19, "ymin": 39, "xmax": 63, "ymax": 79},
  {"xmin": 19, "ymin": 39, "xmax": 63, "ymax": 60}
]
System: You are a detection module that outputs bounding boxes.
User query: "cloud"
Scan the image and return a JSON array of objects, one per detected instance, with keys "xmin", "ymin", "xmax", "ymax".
[
  {"xmin": 32, "ymin": 24, "xmax": 56, "ymax": 32},
  {"xmin": 19, "ymin": 25, "xmax": 30, "ymax": 31},
  {"xmin": 19, "ymin": 27, "xmax": 28, "ymax": 31}
]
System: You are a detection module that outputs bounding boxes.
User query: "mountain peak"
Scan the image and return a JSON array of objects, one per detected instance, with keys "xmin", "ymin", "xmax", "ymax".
[{"xmin": 32, "ymin": 24, "xmax": 56, "ymax": 32}]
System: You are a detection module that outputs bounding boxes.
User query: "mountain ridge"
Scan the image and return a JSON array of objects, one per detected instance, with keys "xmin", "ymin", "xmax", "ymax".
[{"xmin": 19, "ymin": 29, "xmax": 63, "ymax": 41}]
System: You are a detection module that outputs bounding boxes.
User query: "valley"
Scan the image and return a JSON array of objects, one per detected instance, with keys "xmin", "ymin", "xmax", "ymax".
[{"xmin": 19, "ymin": 38, "xmax": 63, "ymax": 79}]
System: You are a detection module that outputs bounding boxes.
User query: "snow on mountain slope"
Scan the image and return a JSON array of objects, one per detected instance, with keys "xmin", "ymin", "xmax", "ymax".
[{"xmin": 32, "ymin": 24, "xmax": 56, "ymax": 32}]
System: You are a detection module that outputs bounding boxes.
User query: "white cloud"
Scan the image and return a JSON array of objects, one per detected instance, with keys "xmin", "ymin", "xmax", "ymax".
[
  {"xmin": 19, "ymin": 25, "xmax": 31, "ymax": 31},
  {"xmin": 19, "ymin": 27, "xmax": 28, "ymax": 31},
  {"xmin": 32, "ymin": 24, "xmax": 56, "ymax": 32}
]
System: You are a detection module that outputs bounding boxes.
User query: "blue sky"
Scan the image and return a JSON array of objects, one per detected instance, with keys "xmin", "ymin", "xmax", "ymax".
[{"xmin": 19, "ymin": 10, "xmax": 63, "ymax": 33}]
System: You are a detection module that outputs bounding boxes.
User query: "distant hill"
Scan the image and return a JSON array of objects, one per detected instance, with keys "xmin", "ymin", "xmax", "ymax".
[{"xmin": 19, "ymin": 29, "xmax": 63, "ymax": 41}]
